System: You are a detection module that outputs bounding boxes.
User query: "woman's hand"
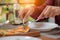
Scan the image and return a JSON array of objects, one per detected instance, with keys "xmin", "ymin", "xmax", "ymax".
[
  {"xmin": 36, "ymin": 6, "xmax": 60, "ymax": 21},
  {"xmin": 18, "ymin": 6, "xmax": 34, "ymax": 21}
]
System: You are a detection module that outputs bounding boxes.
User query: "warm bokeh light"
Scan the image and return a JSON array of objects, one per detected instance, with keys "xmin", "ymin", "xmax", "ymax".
[
  {"xmin": 35, "ymin": 0, "xmax": 45, "ymax": 6},
  {"xmin": 17, "ymin": 0, "xmax": 35, "ymax": 8},
  {"xmin": 17, "ymin": 0, "xmax": 45, "ymax": 8},
  {"xmin": 25, "ymin": 4, "xmax": 35, "ymax": 8},
  {"xmin": 19, "ymin": 4, "xmax": 35, "ymax": 8},
  {"xmin": 17, "ymin": 0, "xmax": 35, "ymax": 4}
]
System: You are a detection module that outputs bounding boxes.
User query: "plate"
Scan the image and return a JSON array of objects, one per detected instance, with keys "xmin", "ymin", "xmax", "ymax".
[
  {"xmin": 0, "ymin": 36, "xmax": 41, "ymax": 40},
  {"xmin": 28, "ymin": 22, "xmax": 58, "ymax": 31}
]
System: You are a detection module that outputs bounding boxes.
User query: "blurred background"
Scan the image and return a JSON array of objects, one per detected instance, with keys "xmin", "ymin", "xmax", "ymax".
[{"xmin": 0, "ymin": 0, "xmax": 60, "ymax": 25}]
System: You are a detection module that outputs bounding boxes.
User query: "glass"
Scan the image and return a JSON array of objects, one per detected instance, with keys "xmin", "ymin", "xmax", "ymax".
[
  {"xmin": 13, "ymin": 0, "xmax": 35, "ymax": 24},
  {"xmin": 0, "ymin": 6, "xmax": 2, "ymax": 20},
  {"xmin": 12, "ymin": 4, "xmax": 22, "ymax": 24},
  {"xmin": 0, "ymin": 6, "xmax": 6, "ymax": 23}
]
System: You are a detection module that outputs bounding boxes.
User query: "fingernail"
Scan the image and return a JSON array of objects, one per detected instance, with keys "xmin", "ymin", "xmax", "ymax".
[{"xmin": 36, "ymin": 19, "xmax": 39, "ymax": 21}]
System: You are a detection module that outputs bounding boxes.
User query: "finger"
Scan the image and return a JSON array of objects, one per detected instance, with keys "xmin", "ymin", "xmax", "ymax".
[
  {"xmin": 36, "ymin": 12, "xmax": 44, "ymax": 21},
  {"xmin": 48, "ymin": 7, "xmax": 55, "ymax": 17},
  {"xmin": 18, "ymin": 8, "xmax": 25, "ymax": 19},
  {"xmin": 36, "ymin": 17, "xmax": 44, "ymax": 21},
  {"xmin": 52, "ymin": 8, "xmax": 57, "ymax": 17},
  {"xmin": 24, "ymin": 7, "xmax": 34, "ymax": 19},
  {"xmin": 36, "ymin": 6, "xmax": 52, "ymax": 21},
  {"xmin": 52, "ymin": 7, "xmax": 60, "ymax": 17},
  {"xmin": 36, "ymin": 6, "xmax": 50, "ymax": 21},
  {"xmin": 36, "ymin": 6, "xmax": 53, "ymax": 21},
  {"xmin": 44, "ymin": 6, "xmax": 52, "ymax": 18},
  {"xmin": 55, "ymin": 7, "xmax": 60, "ymax": 16}
]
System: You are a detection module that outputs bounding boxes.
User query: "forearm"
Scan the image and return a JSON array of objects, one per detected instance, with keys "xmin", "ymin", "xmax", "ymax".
[{"xmin": 31, "ymin": 0, "xmax": 54, "ymax": 19}]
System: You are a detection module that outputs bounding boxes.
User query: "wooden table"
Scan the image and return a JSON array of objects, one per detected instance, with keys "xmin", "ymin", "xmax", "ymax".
[
  {"xmin": 38, "ymin": 36, "xmax": 60, "ymax": 40},
  {"xmin": 38, "ymin": 27, "xmax": 60, "ymax": 40},
  {"xmin": 0, "ymin": 31, "xmax": 60, "ymax": 40},
  {"xmin": 0, "ymin": 24, "xmax": 60, "ymax": 40}
]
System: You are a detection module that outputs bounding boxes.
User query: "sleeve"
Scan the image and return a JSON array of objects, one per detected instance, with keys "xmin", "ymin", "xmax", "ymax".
[{"xmin": 31, "ymin": 0, "xmax": 54, "ymax": 19}]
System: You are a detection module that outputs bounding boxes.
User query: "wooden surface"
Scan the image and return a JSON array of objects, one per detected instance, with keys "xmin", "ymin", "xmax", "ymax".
[
  {"xmin": 0, "ymin": 24, "xmax": 40, "ymax": 37},
  {"xmin": 0, "ymin": 24, "xmax": 60, "ymax": 40},
  {"xmin": 0, "ymin": 29, "xmax": 40, "ymax": 37},
  {"xmin": 38, "ymin": 35, "xmax": 60, "ymax": 40},
  {"xmin": 0, "ymin": 31, "xmax": 60, "ymax": 40}
]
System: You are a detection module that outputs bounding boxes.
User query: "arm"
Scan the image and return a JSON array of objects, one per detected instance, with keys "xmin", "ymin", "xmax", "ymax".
[
  {"xmin": 37, "ymin": 0, "xmax": 54, "ymax": 12},
  {"xmin": 31, "ymin": 0, "xmax": 54, "ymax": 19}
]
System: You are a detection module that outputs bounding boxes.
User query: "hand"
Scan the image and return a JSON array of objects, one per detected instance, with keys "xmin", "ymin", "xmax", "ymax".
[
  {"xmin": 36, "ymin": 6, "xmax": 60, "ymax": 21},
  {"xmin": 18, "ymin": 6, "xmax": 34, "ymax": 21}
]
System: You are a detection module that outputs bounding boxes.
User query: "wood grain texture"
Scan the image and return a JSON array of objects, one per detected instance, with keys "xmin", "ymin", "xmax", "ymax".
[{"xmin": 0, "ymin": 29, "xmax": 40, "ymax": 37}]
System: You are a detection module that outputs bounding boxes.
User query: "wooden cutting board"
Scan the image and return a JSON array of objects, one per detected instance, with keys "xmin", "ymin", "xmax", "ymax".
[{"xmin": 0, "ymin": 29, "xmax": 40, "ymax": 37}]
